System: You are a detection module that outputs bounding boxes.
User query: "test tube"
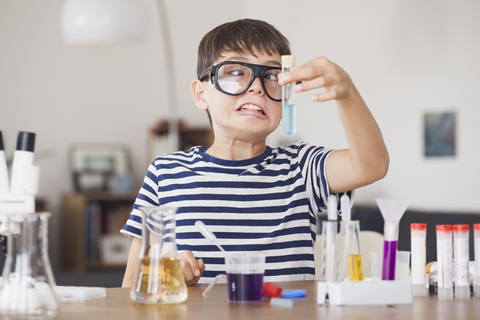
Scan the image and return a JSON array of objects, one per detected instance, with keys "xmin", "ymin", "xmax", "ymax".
[
  {"xmin": 319, "ymin": 196, "xmax": 340, "ymax": 282},
  {"xmin": 411, "ymin": 223, "xmax": 427, "ymax": 296},
  {"xmin": 382, "ymin": 220, "xmax": 398, "ymax": 280},
  {"xmin": 320, "ymin": 221, "xmax": 340, "ymax": 282},
  {"xmin": 453, "ymin": 224, "xmax": 470, "ymax": 299},
  {"xmin": 474, "ymin": 224, "xmax": 480, "ymax": 297},
  {"xmin": 340, "ymin": 195, "xmax": 363, "ymax": 281},
  {"xmin": 436, "ymin": 225, "xmax": 453, "ymax": 300},
  {"xmin": 338, "ymin": 195, "xmax": 352, "ymax": 281},
  {"xmin": 281, "ymin": 55, "xmax": 295, "ymax": 136},
  {"xmin": 344, "ymin": 220, "xmax": 363, "ymax": 281}
]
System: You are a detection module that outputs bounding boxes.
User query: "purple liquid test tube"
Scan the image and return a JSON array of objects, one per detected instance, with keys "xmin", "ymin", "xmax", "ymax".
[
  {"xmin": 376, "ymin": 198, "xmax": 410, "ymax": 281},
  {"xmin": 382, "ymin": 238, "xmax": 397, "ymax": 280}
]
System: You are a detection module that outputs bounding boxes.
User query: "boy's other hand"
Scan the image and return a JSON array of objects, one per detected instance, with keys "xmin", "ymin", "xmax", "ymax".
[
  {"xmin": 179, "ymin": 250, "xmax": 205, "ymax": 285},
  {"xmin": 278, "ymin": 57, "xmax": 354, "ymax": 102}
]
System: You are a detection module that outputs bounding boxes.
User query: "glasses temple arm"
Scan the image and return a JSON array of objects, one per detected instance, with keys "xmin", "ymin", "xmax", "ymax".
[{"xmin": 199, "ymin": 67, "xmax": 213, "ymax": 80}]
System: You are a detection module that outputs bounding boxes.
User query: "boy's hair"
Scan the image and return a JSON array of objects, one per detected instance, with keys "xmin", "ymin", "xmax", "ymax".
[
  {"xmin": 197, "ymin": 19, "xmax": 291, "ymax": 79},
  {"xmin": 196, "ymin": 19, "xmax": 291, "ymax": 126}
]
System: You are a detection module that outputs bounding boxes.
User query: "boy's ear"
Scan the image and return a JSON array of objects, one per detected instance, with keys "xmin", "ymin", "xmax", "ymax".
[{"xmin": 191, "ymin": 79, "xmax": 208, "ymax": 111}]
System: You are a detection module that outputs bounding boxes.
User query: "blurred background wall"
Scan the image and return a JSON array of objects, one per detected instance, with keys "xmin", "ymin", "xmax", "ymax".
[{"xmin": 1, "ymin": 0, "xmax": 479, "ymax": 274}]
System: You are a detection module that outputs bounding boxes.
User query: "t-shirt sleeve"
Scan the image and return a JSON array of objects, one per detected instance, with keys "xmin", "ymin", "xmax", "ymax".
[
  {"xmin": 120, "ymin": 160, "xmax": 160, "ymax": 239},
  {"xmin": 296, "ymin": 142, "xmax": 354, "ymax": 216}
]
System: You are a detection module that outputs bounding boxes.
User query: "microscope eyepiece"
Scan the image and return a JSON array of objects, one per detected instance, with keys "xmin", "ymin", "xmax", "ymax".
[
  {"xmin": 0, "ymin": 131, "xmax": 4, "ymax": 151},
  {"xmin": 16, "ymin": 132, "xmax": 36, "ymax": 152}
]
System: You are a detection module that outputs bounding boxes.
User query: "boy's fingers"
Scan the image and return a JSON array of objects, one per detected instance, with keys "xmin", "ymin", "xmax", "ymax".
[
  {"xmin": 197, "ymin": 258, "xmax": 206, "ymax": 274},
  {"xmin": 279, "ymin": 65, "xmax": 327, "ymax": 85},
  {"xmin": 179, "ymin": 251, "xmax": 205, "ymax": 285},
  {"xmin": 180, "ymin": 259, "xmax": 196, "ymax": 284},
  {"xmin": 295, "ymin": 76, "xmax": 330, "ymax": 93},
  {"xmin": 180, "ymin": 251, "xmax": 202, "ymax": 276},
  {"xmin": 311, "ymin": 90, "xmax": 338, "ymax": 102}
]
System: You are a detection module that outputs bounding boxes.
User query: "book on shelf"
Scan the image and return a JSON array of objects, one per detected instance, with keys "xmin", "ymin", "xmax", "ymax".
[{"xmin": 84, "ymin": 200, "xmax": 133, "ymax": 264}]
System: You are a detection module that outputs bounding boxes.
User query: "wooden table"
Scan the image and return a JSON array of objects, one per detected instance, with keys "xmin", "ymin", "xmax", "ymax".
[{"xmin": 58, "ymin": 281, "xmax": 480, "ymax": 320}]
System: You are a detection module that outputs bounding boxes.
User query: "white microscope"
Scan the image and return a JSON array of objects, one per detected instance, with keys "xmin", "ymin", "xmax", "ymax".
[{"xmin": 0, "ymin": 131, "xmax": 58, "ymax": 319}]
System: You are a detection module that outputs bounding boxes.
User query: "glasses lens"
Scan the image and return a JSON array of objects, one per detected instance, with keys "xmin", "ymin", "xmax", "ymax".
[
  {"xmin": 217, "ymin": 64, "xmax": 253, "ymax": 95},
  {"xmin": 263, "ymin": 69, "xmax": 282, "ymax": 101},
  {"xmin": 216, "ymin": 63, "xmax": 282, "ymax": 101}
]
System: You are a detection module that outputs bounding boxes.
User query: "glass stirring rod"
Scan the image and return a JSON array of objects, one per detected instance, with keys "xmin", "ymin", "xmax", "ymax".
[
  {"xmin": 195, "ymin": 220, "xmax": 227, "ymax": 254},
  {"xmin": 282, "ymin": 55, "xmax": 296, "ymax": 136},
  {"xmin": 195, "ymin": 220, "xmax": 237, "ymax": 267}
]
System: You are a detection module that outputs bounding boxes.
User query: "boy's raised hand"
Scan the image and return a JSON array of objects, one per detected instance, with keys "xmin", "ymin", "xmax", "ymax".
[
  {"xmin": 278, "ymin": 56, "xmax": 389, "ymax": 194},
  {"xmin": 278, "ymin": 57, "xmax": 355, "ymax": 102}
]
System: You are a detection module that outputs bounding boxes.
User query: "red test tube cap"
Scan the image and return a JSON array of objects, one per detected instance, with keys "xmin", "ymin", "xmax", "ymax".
[
  {"xmin": 436, "ymin": 225, "xmax": 452, "ymax": 232},
  {"xmin": 263, "ymin": 282, "xmax": 282, "ymax": 298},
  {"xmin": 411, "ymin": 223, "xmax": 426, "ymax": 230},
  {"xmin": 474, "ymin": 224, "xmax": 480, "ymax": 230},
  {"xmin": 453, "ymin": 224, "xmax": 469, "ymax": 232}
]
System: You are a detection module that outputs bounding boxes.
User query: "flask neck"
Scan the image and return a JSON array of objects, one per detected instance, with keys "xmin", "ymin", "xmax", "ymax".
[
  {"xmin": 141, "ymin": 206, "xmax": 179, "ymax": 258},
  {"xmin": 5, "ymin": 213, "xmax": 50, "ymax": 255}
]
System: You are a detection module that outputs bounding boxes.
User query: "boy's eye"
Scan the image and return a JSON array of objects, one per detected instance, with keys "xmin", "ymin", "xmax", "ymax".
[
  {"xmin": 264, "ymin": 73, "xmax": 279, "ymax": 81},
  {"xmin": 219, "ymin": 64, "xmax": 251, "ymax": 79},
  {"xmin": 264, "ymin": 70, "xmax": 280, "ymax": 81},
  {"xmin": 228, "ymin": 69, "xmax": 245, "ymax": 77}
]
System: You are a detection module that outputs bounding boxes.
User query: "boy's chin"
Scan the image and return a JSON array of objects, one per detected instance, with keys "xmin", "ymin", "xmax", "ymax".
[
  {"xmin": 214, "ymin": 118, "xmax": 279, "ymax": 138},
  {"xmin": 238, "ymin": 126, "xmax": 277, "ymax": 139}
]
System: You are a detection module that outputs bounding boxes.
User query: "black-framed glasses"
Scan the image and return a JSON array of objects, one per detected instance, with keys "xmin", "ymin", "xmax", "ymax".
[{"xmin": 200, "ymin": 61, "xmax": 282, "ymax": 102}]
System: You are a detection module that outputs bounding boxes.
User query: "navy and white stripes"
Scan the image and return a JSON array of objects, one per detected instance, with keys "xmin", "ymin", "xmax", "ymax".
[{"xmin": 121, "ymin": 141, "xmax": 344, "ymax": 283}]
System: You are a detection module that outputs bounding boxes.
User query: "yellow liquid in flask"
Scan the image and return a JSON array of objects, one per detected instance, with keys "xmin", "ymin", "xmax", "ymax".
[{"xmin": 348, "ymin": 254, "xmax": 364, "ymax": 281}]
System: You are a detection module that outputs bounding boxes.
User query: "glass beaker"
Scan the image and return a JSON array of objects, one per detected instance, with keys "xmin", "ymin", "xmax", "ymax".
[
  {"xmin": 0, "ymin": 212, "xmax": 58, "ymax": 320},
  {"xmin": 202, "ymin": 253, "xmax": 265, "ymax": 302},
  {"xmin": 226, "ymin": 253, "xmax": 265, "ymax": 302},
  {"xmin": 395, "ymin": 251, "xmax": 411, "ymax": 281},
  {"xmin": 369, "ymin": 251, "xmax": 383, "ymax": 281},
  {"xmin": 130, "ymin": 206, "xmax": 187, "ymax": 304}
]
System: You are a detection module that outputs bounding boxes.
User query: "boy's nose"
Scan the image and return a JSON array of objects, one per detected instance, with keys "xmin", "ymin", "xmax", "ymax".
[{"xmin": 247, "ymin": 76, "xmax": 265, "ymax": 96}]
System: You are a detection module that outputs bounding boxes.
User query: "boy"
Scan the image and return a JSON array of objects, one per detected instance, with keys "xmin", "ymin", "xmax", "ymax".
[{"xmin": 121, "ymin": 19, "xmax": 388, "ymax": 286}]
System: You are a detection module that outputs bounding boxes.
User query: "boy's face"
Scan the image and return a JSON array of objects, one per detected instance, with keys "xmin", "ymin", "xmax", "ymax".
[{"xmin": 193, "ymin": 51, "xmax": 282, "ymax": 142}]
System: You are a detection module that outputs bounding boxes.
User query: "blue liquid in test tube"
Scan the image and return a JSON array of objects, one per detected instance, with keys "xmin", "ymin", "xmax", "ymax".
[
  {"xmin": 282, "ymin": 104, "xmax": 296, "ymax": 136},
  {"xmin": 282, "ymin": 55, "xmax": 296, "ymax": 136}
]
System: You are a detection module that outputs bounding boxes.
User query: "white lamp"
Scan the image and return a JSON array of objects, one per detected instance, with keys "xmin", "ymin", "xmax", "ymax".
[{"xmin": 60, "ymin": 0, "xmax": 149, "ymax": 45}]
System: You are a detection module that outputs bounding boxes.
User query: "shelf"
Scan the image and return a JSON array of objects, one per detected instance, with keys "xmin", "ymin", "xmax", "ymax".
[
  {"xmin": 148, "ymin": 120, "xmax": 214, "ymax": 161},
  {"xmin": 61, "ymin": 193, "xmax": 136, "ymax": 272}
]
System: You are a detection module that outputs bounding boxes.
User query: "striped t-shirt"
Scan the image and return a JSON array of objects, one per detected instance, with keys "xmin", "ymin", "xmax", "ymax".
[{"xmin": 121, "ymin": 141, "xmax": 349, "ymax": 283}]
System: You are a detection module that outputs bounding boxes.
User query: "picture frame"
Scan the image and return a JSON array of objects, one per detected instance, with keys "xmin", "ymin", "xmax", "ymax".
[
  {"xmin": 69, "ymin": 144, "xmax": 132, "ymax": 193},
  {"xmin": 424, "ymin": 111, "xmax": 456, "ymax": 157}
]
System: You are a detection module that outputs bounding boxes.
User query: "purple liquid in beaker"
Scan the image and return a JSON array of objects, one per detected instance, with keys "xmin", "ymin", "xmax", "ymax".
[
  {"xmin": 227, "ymin": 273, "xmax": 264, "ymax": 302},
  {"xmin": 382, "ymin": 240, "xmax": 397, "ymax": 280}
]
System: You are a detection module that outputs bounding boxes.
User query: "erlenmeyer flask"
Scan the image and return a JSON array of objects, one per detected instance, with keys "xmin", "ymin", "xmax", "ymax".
[
  {"xmin": 0, "ymin": 213, "xmax": 58, "ymax": 319},
  {"xmin": 130, "ymin": 206, "xmax": 187, "ymax": 304}
]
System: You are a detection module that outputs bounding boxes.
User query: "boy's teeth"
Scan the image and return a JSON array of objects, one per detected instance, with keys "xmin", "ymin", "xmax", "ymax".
[{"xmin": 240, "ymin": 104, "xmax": 261, "ymax": 111}]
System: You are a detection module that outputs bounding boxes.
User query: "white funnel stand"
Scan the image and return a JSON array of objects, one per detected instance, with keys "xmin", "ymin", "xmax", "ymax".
[{"xmin": 376, "ymin": 198, "xmax": 410, "ymax": 223}]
